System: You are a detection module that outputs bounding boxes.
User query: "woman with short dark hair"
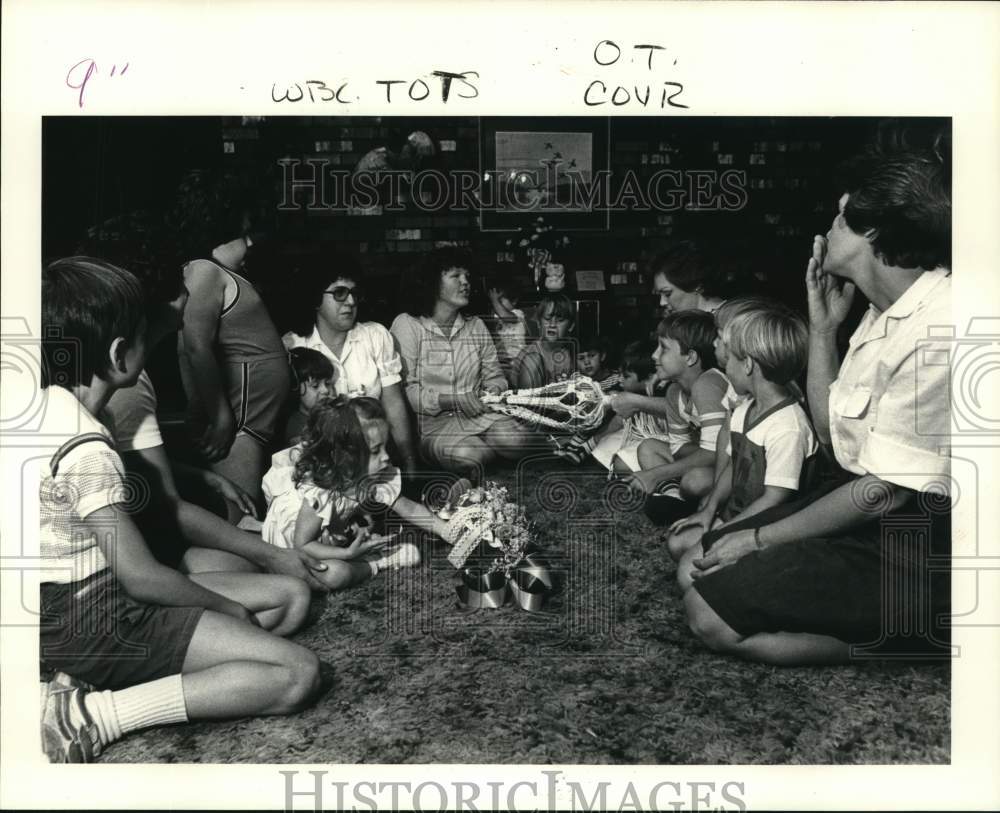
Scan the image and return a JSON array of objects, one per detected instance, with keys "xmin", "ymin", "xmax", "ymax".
[
  {"xmin": 649, "ymin": 241, "xmax": 727, "ymax": 317},
  {"xmin": 282, "ymin": 253, "xmax": 417, "ymax": 472},
  {"xmin": 680, "ymin": 145, "xmax": 953, "ymax": 664}
]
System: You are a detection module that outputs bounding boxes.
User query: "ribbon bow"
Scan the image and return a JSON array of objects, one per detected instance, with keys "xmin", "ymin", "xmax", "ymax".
[
  {"xmin": 439, "ymin": 493, "xmax": 553, "ymax": 611},
  {"xmin": 456, "ymin": 552, "xmax": 553, "ymax": 612}
]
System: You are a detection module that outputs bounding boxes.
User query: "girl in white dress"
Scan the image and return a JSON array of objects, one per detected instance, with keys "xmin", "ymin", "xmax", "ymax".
[{"xmin": 262, "ymin": 396, "xmax": 449, "ymax": 591}]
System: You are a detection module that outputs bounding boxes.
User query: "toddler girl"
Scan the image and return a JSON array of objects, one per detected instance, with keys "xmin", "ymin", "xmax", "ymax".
[
  {"xmin": 262, "ymin": 396, "xmax": 450, "ymax": 591},
  {"xmin": 283, "ymin": 347, "xmax": 335, "ymax": 447}
]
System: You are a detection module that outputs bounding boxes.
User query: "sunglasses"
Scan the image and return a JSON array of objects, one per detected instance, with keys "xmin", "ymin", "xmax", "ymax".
[{"xmin": 323, "ymin": 286, "xmax": 364, "ymax": 303}]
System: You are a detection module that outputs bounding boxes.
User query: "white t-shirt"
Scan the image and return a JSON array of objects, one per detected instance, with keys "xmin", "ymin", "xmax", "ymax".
[
  {"xmin": 38, "ymin": 386, "xmax": 124, "ymax": 584},
  {"xmin": 728, "ymin": 397, "xmax": 818, "ymax": 490},
  {"xmin": 103, "ymin": 370, "xmax": 163, "ymax": 452},
  {"xmin": 283, "ymin": 321, "xmax": 403, "ymax": 399}
]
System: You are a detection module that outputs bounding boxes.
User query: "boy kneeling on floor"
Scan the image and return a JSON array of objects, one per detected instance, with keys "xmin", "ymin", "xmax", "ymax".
[
  {"xmin": 610, "ymin": 310, "xmax": 732, "ymax": 525},
  {"xmin": 669, "ymin": 305, "xmax": 818, "ymax": 587}
]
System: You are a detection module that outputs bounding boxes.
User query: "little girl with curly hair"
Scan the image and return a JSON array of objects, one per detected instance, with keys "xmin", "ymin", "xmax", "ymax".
[{"xmin": 261, "ymin": 396, "xmax": 449, "ymax": 591}]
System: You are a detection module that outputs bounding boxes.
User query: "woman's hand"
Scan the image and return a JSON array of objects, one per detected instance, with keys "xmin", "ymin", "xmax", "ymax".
[
  {"xmin": 455, "ymin": 391, "xmax": 488, "ymax": 418},
  {"xmin": 488, "ymin": 287, "xmax": 503, "ymax": 307},
  {"xmin": 805, "ymin": 235, "xmax": 856, "ymax": 335},
  {"xmin": 204, "ymin": 471, "xmax": 257, "ymax": 518},
  {"xmin": 690, "ymin": 528, "xmax": 758, "ymax": 580},
  {"xmin": 196, "ymin": 407, "xmax": 236, "ymax": 462}
]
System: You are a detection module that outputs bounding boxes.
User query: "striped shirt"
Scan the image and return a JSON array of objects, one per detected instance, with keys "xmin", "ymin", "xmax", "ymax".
[
  {"xmin": 595, "ymin": 370, "xmax": 624, "ymax": 393},
  {"xmin": 665, "ymin": 368, "xmax": 732, "ymax": 454},
  {"xmin": 390, "ymin": 312, "xmax": 507, "ymax": 422}
]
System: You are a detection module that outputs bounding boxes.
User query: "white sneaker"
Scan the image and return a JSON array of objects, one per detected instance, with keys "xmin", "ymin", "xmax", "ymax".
[
  {"xmin": 40, "ymin": 672, "xmax": 103, "ymax": 763},
  {"xmin": 377, "ymin": 542, "xmax": 421, "ymax": 571}
]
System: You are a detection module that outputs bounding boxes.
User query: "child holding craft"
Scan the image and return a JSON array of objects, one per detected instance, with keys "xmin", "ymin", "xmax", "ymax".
[{"xmin": 262, "ymin": 396, "xmax": 452, "ymax": 591}]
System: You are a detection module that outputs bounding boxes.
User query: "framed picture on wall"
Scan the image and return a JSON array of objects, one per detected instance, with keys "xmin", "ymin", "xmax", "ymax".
[{"xmin": 479, "ymin": 116, "xmax": 610, "ymax": 232}]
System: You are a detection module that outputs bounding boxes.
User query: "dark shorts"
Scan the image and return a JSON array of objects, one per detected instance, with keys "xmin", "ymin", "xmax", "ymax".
[
  {"xmin": 644, "ymin": 494, "xmax": 696, "ymax": 526},
  {"xmin": 40, "ymin": 570, "xmax": 204, "ymax": 689},
  {"xmin": 693, "ymin": 477, "xmax": 952, "ymax": 653},
  {"xmin": 188, "ymin": 354, "xmax": 291, "ymax": 447}
]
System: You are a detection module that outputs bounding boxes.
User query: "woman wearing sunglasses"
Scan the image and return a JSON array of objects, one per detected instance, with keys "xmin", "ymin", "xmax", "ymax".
[{"xmin": 282, "ymin": 254, "xmax": 418, "ymax": 473}]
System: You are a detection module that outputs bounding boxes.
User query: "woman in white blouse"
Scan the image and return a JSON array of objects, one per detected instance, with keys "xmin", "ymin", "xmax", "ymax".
[{"xmin": 283, "ymin": 257, "xmax": 418, "ymax": 472}]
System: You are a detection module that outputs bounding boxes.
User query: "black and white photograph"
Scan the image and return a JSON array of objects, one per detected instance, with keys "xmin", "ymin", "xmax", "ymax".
[
  {"xmin": 2, "ymin": 2, "xmax": 999, "ymax": 811},
  {"xmin": 34, "ymin": 110, "xmax": 957, "ymax": 768}
]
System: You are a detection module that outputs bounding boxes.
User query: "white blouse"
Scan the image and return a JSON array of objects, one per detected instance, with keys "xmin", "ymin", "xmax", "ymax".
[{"xmin": 283, "ymin": 321, "xmax": 403, "ymax": 399}]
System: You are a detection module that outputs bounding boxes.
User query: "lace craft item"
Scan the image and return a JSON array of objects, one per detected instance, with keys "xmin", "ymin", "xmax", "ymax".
[{"xmin": 481, "ymin": 375, "xmax": 611, "ymax": 432}]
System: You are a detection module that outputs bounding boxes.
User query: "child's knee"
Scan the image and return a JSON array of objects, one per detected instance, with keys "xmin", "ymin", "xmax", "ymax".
[
  {"xmin": 276, "ymin": 646, "xmax": 321, "ymax": 712},
  {"xmin": 284, "ymin": 577, "xmax": 312, "ymax": 626},
  {"xmin": 316, "ymin": 561, "xmax": 356, "ymax": 591},
  {"xmin": 636, "ymin": 438, "xmax": 665, "ymax": 469},
  {"xmin": 675, "ymin": 564, "xmax": 694, "ymax": 594},
  {"xmin": 667, "ymin": 530, "xmax": 692, "ymax": 562},
  {"xmin": 674, "ymin": 544, "xmax": 701, "ymax": 591},
  {"xmin": 679, "ymin": 467, "xmax": 713, "ymax": 499}
]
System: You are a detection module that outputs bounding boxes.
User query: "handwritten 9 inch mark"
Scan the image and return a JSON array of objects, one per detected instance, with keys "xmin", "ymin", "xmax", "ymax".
[{"xmin": 66, "ymin": 58, "xmax": 129, "ymax": 108}]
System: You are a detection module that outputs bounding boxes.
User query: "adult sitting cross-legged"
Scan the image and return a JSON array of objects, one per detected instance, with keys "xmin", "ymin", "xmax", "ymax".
[
  {"xmin": 679, "ymin": 144, "xmax": 954, "ymax": 664},
  {"xmin": 390, "ymin": 248, "xmax": 536, "ymax": 486}
]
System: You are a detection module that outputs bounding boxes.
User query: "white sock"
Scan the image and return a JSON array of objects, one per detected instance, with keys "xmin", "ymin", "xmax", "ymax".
[
  {"xmin": 92, "ymin": 675, "xmax": 188, "ymax": 739},
  {"xmin": 83, "ymin": 690, "xmax": 119, "ymax": 745}
]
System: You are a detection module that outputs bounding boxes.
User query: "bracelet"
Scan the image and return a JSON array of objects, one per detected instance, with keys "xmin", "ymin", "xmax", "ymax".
[{"xmin": 753, "ymin": 527, "xmax": 763, "ymax": 549}]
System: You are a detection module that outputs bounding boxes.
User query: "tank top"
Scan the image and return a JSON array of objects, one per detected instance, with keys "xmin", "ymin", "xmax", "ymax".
[{"xmin": 194, "ymin": 259, "xmax": 287, "ymax": 363}]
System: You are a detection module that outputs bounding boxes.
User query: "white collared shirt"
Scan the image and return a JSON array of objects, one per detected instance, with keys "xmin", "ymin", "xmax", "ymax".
[
  {"xmin": 283, "ymin": 321, "xmax": 402, "ymax": 399},
  {"xmin": 828, "ymin": 268, "xmax": 952, "ymax": 493}
]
